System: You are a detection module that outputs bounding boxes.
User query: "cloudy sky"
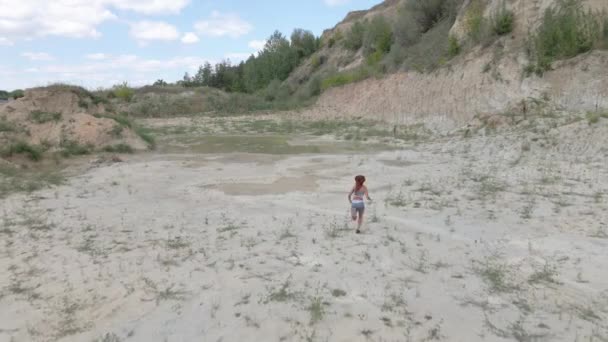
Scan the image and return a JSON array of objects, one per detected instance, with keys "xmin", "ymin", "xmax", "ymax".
[{"xmin": 0, "ymin": 0, "xmax": 379, "ymax": 91}]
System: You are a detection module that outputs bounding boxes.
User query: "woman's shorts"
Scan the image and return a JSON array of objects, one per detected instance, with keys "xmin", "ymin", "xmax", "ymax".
[{"xmin": 351, "ymin": 202, "xmax": 365, "ymax": 216}]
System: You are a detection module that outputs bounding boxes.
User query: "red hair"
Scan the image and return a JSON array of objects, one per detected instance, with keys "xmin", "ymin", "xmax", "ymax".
[{"xmin": 355, "ymin": 175, "xmax": 366, "ymax": 192}]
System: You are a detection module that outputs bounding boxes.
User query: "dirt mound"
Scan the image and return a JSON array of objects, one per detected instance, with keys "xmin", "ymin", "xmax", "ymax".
[{"xmin": 0, "ymin": 86, "xmax": 148, "ymax": 157}]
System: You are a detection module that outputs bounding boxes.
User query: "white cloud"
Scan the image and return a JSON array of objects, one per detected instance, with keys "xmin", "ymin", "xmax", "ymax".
[
  {"xmin": 0, "ymin": 37, "xmax": 13, "ymax": 45},
  {"xmin": 86, "ymin": 53, "xmax": 110, "ymax": 60},
  {"xmin": 181, "ymin": 32, "xmax": 199, "ymax": 44},
  {"xmin": 0, "ymin": 0, "xmax": 190, "ymax": 42},
  {"xmin": 22, "ymin": 52, "xmax": 54, "ymax": 61},
  {"xmin": 106, "ymin": 0, "xmax": 190, "ymax": 15},
  {"xmin": 324, "ymin": 0, "xmax": 351, "ymax": 6},
  {"xmin": 1, "ymin": 54, "xmax": 213, "ymax": 90},
  {"xmin": 248, "ymin": 39, "xmax": 266, "ymax": 51},
  {"xmin": 195, "ymin": 11, "xmax": 252, "ymax": 38},
  {"xmin": 41, "ymin": 55, "xmax": 208, "ymax": 75},
  {"xmin": 130, "ymin": 21, "xmax": 180, "ymax": 42}
]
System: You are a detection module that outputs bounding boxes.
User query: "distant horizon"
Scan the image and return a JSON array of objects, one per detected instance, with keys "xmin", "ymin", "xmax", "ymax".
[{"xmin": 0, "ymin": 0, "xmax": 380, "ymax": 91}]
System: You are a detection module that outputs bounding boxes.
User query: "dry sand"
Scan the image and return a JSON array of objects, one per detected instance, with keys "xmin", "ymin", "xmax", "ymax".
[{"xmin": 1, "ymin": 117, "xmax": 607, "ymax": 342}]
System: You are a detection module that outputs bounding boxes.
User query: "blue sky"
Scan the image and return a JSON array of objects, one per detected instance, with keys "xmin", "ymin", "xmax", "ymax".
[{"xmin": 0, "ymin": 0, "xmax": 379, "ymax": 91}]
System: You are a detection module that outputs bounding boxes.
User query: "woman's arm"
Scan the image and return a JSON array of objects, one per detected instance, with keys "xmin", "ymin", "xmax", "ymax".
[
  {"xmin": 365, "ymin": 187, "xmax": 372, "ymax": 201},
  {"xmin": 348, "ymin": 187, "xmax": 354, "ymax": 203}
]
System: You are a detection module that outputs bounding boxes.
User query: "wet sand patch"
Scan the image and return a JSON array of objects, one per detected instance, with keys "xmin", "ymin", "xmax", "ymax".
[
  {"xmin": 204, "ymin": 175, "xmax": 319, "ymax": 195},
  {"xmin": 379, "ymin": 159, "xmax": 420, "ymax": 167}
]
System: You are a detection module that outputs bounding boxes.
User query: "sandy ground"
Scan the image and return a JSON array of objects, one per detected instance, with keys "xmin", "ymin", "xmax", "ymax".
[{"xmin": 1, "ymin": 117, "xmax": 607, "ymax": 342}]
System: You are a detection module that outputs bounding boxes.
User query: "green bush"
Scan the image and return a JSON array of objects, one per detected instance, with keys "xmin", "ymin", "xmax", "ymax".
[
  {"xmin": 343, "ymin": 21, "xmax": 366, "ymax": 51},
  {"xmin": 448, "ymin": 35, "xmax": 461, "ymax": 57},
  {"xmin": 492, "ymin": 5, "xmax": 515, "ymax": 36},
  {"xmin": 0, "ymin": 90, "xmax": 9, "ymax": 100},
  {"xmin": 363, "ymin": 16, "xmax": 393, "ymax": 57},
  {"xmin": 10, "ymin": 89, "xmax": 24, "ymax": 99},
  {"xmin": 394, "ymin": 5, "xmax": 423, "ymax": 47},
  {"xmin": 103, "ymin": 144, "xmax": 134, "ymax": 153},
  {"xmin": 310, "ymin": 55, "xmax": 325, "ymax": 70},
  {"xmin": 112, "ymin": 82, "xmax": 135, "ymax": 102},
  {"xmin": 308, "ymin": 76, "xmax": 322, "ymax": 97},
  {"xmin": 30, "ymin": 110, "xmax": 62, "ymax": 124},
  {"xmin": 2, "ymin": 142, "xmax": 43, "ymax": 161},
  {"xmin": 530, "ymin": 0, "xmax": 606, "ymax": 75},
  {"xmin": 406, "ymin": 0, "xmax": 461, "ymax": 33}
]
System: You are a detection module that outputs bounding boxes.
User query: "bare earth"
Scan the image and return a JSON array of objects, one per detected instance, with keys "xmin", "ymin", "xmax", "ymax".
[{"xmin": 1, "ymin": 116, "xmax": 607, "ymax": 342}]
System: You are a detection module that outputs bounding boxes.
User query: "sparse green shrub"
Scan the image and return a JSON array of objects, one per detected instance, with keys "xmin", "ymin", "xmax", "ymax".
[
  {"xmin": 310, "ymin": 54, "xmax": 325, "ymax": 70},
  {"xmin": 586, "ymin": 111, "xmax": 608, "ymax": 124},
  {"xmin": 394, "ymin": 5, "xmax": 423, "ymax": 47},
  {"xmin": 321, "ymin": 67, "xmax": 371, "ymax": 90},
  {"xmin": 602, "ymin": 16, "xmax": 608, "ymax": 48},
  {"xmin": 492, "ymin": 4, "xmax": 515, "ymax": 36},
  {"xmin": 112, "ymin": 82, "xmax": 135, "ymax": 102},
  {"xmin": 466, "ymin": 0, "xmax": 487, "ymax": 43},
  {"xmin": 2, "ymin": 142, "xmax": 43, "ymax": 161},
  {"xmin": 448, "ymin": 35, "xmax": 461, "ymax": 57},
  {"xmin": 0, "ymin": 119, "xmax": 16, "ymax": 132},
  {"xmin": 103, "ymin": 144, "xmax": 134, "ymax": 153},
  {"xmin": 10, "ymin": 89, "xmax": 24, "ymax": 99},
  {"xmin": 401, "ymin": 14, "xmax": 459, "ymax": 72},
  {"xmin": 406, "ymin": 0, "xmax": 461, "ymax": 33},
  {"xmin": 264, "ymin": 79, "xmax": 283, "ymax": 101},
  {"xmin": 530, "ymin": 0, "xmax": 606, "ymax": 75},
  {"xmin": 308, "ymin": 75, "xmax": 322, "ymax": 97},
  {"xmin": 60, "ymin": 140, "xmax": 92, "ymax": 157},
  {"xmin": 343, "ymin": 21, "xmax": 366, "ymax": 51},
  {"xmin": 30, "ymin": 110, "xmax": 62, "ymax": 124},
  {"xmin": 0, "ymin": 90, "xmax": 9, "ymax": 100},
  {"xmin": 363, "ymin": 16, "xmax": 393, "ymax": 57}
]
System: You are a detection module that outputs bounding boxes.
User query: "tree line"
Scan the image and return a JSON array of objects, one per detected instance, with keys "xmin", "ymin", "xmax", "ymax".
[{"xmin": 178, "ymin": 29, "xmax": 319, "ymax": 94}]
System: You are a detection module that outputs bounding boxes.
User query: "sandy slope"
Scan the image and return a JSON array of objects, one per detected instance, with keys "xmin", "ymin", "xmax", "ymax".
[{"xmin": 1, "ymin": 117, "xmax": 607, "ymax": 342}]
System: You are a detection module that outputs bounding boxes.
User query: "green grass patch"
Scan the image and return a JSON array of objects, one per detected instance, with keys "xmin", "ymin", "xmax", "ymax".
[
  {"xmin": 321, "ymin": 67, "xmax": 372, "ymax": 90},
  {"xmin": 586, "ymin": 111, "xmax": 608, "ymax": 124},
  {"xmin": 1, "ymin": 142, "xmax": 43, "ymax": 161},
  {"xmin": 0, "ymin": 163, "xmax": 64, "ymax": 198},
  {"xmin": 134, "ymin": 126, "xmax": 156, "ymax": 149},
  {"xmin": 60, "ymin": 140, "xmax": 93, "ymax": 157},
  {"xmin": 0, "ymin": 119, "xmax": 17, "ymax": 132},
  {"xmin": 95, "ymin": 114, "xmax": 155, "ymax": 149},
  {"xmin": 30, "ymin": 110, "xmax": 62, "ymax": 124}
]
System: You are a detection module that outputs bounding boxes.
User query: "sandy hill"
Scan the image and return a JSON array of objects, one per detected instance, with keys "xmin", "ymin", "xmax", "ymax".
[
  {"xmin": 0, "ymin": 86, "xmax": 148, "ymax": 160},
  {"xmin": 287, "ymin": 0, "xmax": 608, "ymax": 131}
]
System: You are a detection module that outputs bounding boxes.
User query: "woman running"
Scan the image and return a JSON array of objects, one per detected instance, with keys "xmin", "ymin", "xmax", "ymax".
[{"xmin": 348, "ymin": 175, "xmax": 372, "ymax": 234}]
